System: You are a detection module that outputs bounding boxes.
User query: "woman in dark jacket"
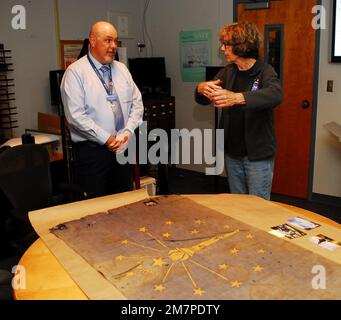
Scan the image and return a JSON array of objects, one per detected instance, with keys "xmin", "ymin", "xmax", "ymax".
[{"xmin": 195, "ymin": 21, "xmax": 283, "ymax": 200}]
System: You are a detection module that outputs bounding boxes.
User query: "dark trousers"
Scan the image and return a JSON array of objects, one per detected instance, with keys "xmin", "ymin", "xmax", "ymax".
[{"xmin": 73, "ymin": 141, "xmax": 132, "ymax": 197}]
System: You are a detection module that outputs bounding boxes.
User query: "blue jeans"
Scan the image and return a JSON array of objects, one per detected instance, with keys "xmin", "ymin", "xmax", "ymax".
[{"xmin": 225, "ymin": 155, "xmax": 274, "ymax": 200}]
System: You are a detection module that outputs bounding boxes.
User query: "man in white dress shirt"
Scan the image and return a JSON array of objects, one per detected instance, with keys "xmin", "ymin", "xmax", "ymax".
[{"xmin": 60, "ymin": 21, "xmax": 143, "ymax": 197}]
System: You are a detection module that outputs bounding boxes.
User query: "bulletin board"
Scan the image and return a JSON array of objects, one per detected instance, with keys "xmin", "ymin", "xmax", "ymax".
[{"xmin": 179, "ymin": 29, "xmax": 212, "ymax": 82}]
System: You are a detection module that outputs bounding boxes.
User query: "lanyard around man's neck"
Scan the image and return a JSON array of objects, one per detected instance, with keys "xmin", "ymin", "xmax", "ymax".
[{"xmin": 87, "ymin": 54, "xmax": 112, "ymax": 95}]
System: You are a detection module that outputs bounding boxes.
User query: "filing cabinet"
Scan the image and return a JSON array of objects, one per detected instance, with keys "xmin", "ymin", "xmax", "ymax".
[
  {"xmin": 139, "ymin": 96, "xmax": 175, "ymax": 194},
  {"xmin": 143, "ymin": 96, "xmax": 175, "ymax": 134}
]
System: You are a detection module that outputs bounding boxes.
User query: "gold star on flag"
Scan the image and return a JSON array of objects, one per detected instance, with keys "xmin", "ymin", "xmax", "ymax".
[
  {"xmin": 163, "ymin": 232, "xmax": 171, "ymax": 238},
  {"xmin": 121, "ymin": 240, "xmax": 129, "ymax": 245},
  {"xmin": 146, "ymin": 201, "xmax": 156, "ymax": 206},
  {"xmin": 219, "ymin": 264, "xmax": 229, "ymax": 271},
  {"xmin": 231, "ymin": 280, "xmax": 242, "ymax": 288},
  {"xmin": 195, "ymin": 219, "xmax": 203, "ymax": 225},
  {"xmin": 153, "ymin": 258, "xmax": 166, "ymax": 267},
  {"xmin": 257, "ymin": 249, "xmax": 266, "ymax": 254},
  {"xmin": 191, "ymin": 229, "xmax": 199, "ymax": 235},
  {"xmin": 230, "ymin": 248, "xmax": 239, "ymax": 255},
  {"xmin": 246, "ymin": 234, "xmax": 254, "ymax": 239},
  {"xmin": 139, "ymin": 227, "xmax": 147, "ymax": 233},
  {"xmin": 193, "ymin": 288, "xmax": 206, "ymax": 296},
  {"xmin": 253, "ymin": 265, "xmax": 264, "ymax": 273},
  {"xmin": 154, "ymin": 284, "xmax": 166, "ymax": 292},
  {"xmin": 115, "ymin": 255, "xmax": 125, "ymax": 261},
  {"xmin": 165, "ymin": 221, "xmax": 174, "ymax": 225},
  {"xmin": 126, "ymin": 272, "xmax": 135, "ymax": 277}
]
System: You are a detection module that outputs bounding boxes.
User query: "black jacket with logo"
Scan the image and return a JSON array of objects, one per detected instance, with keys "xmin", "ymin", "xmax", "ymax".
[{"xmin": 195, "ymin": 60, "xmax": 283, "ymax": 160}]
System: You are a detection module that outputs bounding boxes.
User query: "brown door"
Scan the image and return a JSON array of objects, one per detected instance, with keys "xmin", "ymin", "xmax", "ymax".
[{"xmin": 238, "ymin": 0, "xmax": 317, "ymax": 198}]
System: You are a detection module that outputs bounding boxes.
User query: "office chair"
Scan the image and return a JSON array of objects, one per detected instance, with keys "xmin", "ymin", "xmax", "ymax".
[
  {"xmin": 0, "ymin": 144, "xmax": 52, "ymax": 252},
  {"xmin": 0, "ymin": 269, "xmax": 13, "ymax": 300},
  {"xmin": 62, "ymin": 114, "xmax": 141, "ymax": 196}
]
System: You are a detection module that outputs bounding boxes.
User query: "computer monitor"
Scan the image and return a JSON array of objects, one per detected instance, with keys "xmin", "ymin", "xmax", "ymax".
[
  {"xmin": 128, "ymin": 57, "xmax": 166, "ymax": 86},
  {"xmin": 205, "ymin": 66, "xmax": 224, "ymax": 81}
]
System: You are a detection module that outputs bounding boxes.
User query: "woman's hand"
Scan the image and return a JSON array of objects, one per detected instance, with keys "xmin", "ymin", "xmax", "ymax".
[
  {"xmin": 210, "ymin": 89, "xmax": 245, "ymax": 108},
  {"xmin": 197, "ymin": 79, "xmax": 222, "ymax": 99}
]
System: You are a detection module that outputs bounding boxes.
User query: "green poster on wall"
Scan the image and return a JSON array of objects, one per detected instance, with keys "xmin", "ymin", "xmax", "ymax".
[{"xmin": 179, "ymin": 29, "xmax": 212, "ymax": 82}]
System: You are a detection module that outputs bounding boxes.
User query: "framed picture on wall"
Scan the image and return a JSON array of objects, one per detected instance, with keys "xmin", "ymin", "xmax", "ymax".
[{"xmin": 60, "ymin": 40, "xmax": 84, "ymax": 69}]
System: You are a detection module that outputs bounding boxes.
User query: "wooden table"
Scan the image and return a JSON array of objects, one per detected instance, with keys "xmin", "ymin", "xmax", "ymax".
[{"xmin": 14, "ymin": 198, "xmax": 340, "ymax": 300}]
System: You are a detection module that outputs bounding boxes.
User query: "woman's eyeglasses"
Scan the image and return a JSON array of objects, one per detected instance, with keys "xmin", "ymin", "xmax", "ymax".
[{"xmin": 220, "ymin": 40, "xmax": 235, "ymax": 48}]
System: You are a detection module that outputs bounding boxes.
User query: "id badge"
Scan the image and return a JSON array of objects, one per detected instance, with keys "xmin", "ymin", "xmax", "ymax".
[
  {"xmin": 107, "ymin": 94, "xmax": 118, "ymax": 112},
  {"xmin": 106, "ymin": 94, "xmax": 118, "ymax": 102}
]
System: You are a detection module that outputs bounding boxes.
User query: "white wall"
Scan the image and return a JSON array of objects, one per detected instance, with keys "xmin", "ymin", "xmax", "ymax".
[
  {"xmin": 143, "ymin": 0, "xmax": 233, "ymax": 173},
  {"xmin": 58, "ymin": 0, "xmax": 143, "ymax": 59},
  {"xmin": 0, "ymin": 0, "xmax": 58, "ymax": 137},
  {"xmin": 313, "ymin": 0, "xmax": 341, "ymax": 198}
]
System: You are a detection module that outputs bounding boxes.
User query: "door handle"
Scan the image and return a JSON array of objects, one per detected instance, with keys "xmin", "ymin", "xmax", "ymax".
[{"xmin": 302, "ymin": 100, "xmax": 310, "ymax": 109}]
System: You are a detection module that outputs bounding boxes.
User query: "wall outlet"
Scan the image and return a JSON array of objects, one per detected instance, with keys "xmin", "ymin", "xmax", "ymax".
[{"xmin": 327, "ymin": 80, "xmax": 333, "ymax": 92}]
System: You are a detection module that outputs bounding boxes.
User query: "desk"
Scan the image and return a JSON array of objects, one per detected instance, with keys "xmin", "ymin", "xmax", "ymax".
[
  {"xmin": 14, "ymin": 193, "xmax": 341, "ymax": 300},
  {"xmin": 0, "ymin": 133, "xmax": 63, "ymax": 162}
]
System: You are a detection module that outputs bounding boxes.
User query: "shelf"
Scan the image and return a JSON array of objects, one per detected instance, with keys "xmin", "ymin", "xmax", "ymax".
[
  {"xmin": 0, "ymin": 85, "xmax": 14, "ymax": 88},
  {"xmin": 0, "ymin": 106, "xmax": 16, "ymax": 110},
  {"xmin": 0, "ymin": 44, "xmax": 16, "ymax": 138},
  {"xmin": 0, "ymin": 92, "xmax": 15, "ymax": 96},
  {"xmin": 0, "ymin": 98, "xmax": 15, "ymax": 102},
  {"xmin": 1, "ymin": 126, "xmax": 18, "ymax": 130},
  {"xmin": 0, "ymin": 110, "xmax": 18, "ymax": 115},
  {"xmin": 1, "ymin": 120, "xmax": 18, "ymax": 125},
  {"xmin": 0, "ymin": 91, "xmax": 14, "ymax": 94}
]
